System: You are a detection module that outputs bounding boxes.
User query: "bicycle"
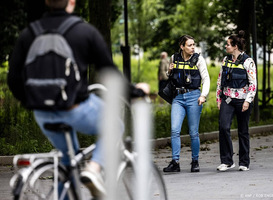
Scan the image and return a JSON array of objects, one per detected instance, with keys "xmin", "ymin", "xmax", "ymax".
[{"xmin": 9, "ymin": 83, "xmax": 168, "ymax": 200}]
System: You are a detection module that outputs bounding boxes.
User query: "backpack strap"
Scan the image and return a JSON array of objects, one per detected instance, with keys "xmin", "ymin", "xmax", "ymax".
[
  {"xmin": 29, "ymin": 20, "xmax": 45, "ymax": 36},
  {"xmin": 57, "ymin": 16, "xmax": 82, "ymax": 35},
  {"xmin": 29, "ymin": 16, "xmax": 82, "ymax": 37}
]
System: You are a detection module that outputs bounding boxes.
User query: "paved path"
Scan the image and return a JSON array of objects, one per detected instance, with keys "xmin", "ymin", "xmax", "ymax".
[
  {"xmin": 1, "ymin": 132, "xmax": 273, "ymax": 200},
  {"xmin": 152, "ymin": 133, "xmax": 273, "ymax": 200},
  {"xmin": 0, "ymin": 165, "xmax": 14, "ymax": 200}
]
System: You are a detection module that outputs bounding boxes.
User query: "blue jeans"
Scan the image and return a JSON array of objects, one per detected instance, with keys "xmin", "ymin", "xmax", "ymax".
[
  {"xmin": 171, "ymin": 89, "xmax": 202, "ymax": 161},
  {"xmin": 34, "ymin": 94, "xmax": 110, "ymax": 167}
]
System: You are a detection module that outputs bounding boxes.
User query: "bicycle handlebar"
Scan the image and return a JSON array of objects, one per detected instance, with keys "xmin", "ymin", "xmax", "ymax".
[
  {"xmin": 87, "ymin": 84, "xmax": 107, "ymax": 92},
  {"xmin": 87, "ymin": 83, "xmax": 151, "ymax": 105}
]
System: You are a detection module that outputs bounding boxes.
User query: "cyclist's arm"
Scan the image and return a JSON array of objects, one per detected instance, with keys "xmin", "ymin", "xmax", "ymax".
[{"xmin": 8, "ymin": 28, "xmax": 32, "ymax": 105}]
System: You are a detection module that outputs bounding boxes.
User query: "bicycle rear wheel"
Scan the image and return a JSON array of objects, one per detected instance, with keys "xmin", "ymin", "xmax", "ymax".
[
  {"xmin": 116, "ymin": 162, "xmax": 168, "ymax": 200},
  {"xmin": 14, "ymin": 162, "xmax": 80, "ymax": 200}
]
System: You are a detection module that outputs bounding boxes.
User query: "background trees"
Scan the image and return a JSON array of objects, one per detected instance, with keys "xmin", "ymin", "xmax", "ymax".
[
  {"xmin": 0, "ymin": 0, "xmax": 272, "ymax": 154},
  {"xmin": 1, "ymin": 0, "xmax": 272, "ymax": 106},
  {"xmin": 0, "ymin": 0, "xmax": 272, "ymax": 65},
  {"xmin": 0, "ymin": 0, "xmax": 27, "ymax": 63}
]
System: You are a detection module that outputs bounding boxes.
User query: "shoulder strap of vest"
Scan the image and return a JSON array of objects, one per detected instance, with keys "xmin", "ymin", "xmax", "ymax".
[
  {"xmin": 227, "ymin": 54, "xmax": 232, "ymax": 60},
  {"xmin": 228, "ymin": 52, "xmax": 249, "ymax": 67},
  {"xmin": 234, "ymin": 53, "xmax": 244, "ymax": 65},
  {"xmin": 173, "ymin": 52, "xmax": 179, "ymax": 62},
  {"xmin": 242, "ymin": 53, "xmax": 249, "ymax": 63},
  {"xmin": 189, "ymin": 53, "xmax": 200, "ymax": 67},
  {"xmin": 57, "ymin": 16, "xmax": 82, "ymax": 35}
]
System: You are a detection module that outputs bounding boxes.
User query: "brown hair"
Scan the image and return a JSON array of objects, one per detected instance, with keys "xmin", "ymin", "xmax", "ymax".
[
  {"xmin": 228, "ymin": 30, "xmax": 246, "ymax": 51},
  {"xmin": 179, "ymin": 35, "xmax": 194, "ymax": 46},
  {"xmin": 46, "ymin": 0, "xmax": 68, "ymax": 10},
  {"xmin": 178, "ymin": 35, "xmax": 194, "ymax": 53}
]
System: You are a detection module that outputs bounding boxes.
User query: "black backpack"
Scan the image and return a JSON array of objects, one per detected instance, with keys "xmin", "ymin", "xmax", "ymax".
[{"xmin": 24, "ymin": 16, "xmax": 83, "ymax": 110}]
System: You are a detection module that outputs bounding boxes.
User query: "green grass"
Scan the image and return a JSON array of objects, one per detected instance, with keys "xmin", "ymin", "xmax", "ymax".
[
  {"xmin": 113, "ymin": 53, "xmax": 159, "ymax": 94},
  {"xmin": 0, "ymin": 55, "xmax": 272, "ymax": 155},
  {"xmin": 114, "ymin": 53, "xmax": 273, "ymax": 138}
]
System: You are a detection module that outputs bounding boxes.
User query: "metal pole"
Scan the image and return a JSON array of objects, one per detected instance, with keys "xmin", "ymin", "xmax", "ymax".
[
  {"xmin": 133, "ymin": 100, "xmax": 153, "ymax": 200},
  {"xmin": 252, "ymin": 0, "xmax": 259, "ymax": 122},
  {"xmin": 262, "ymin": 34, "xmax": 266, "ymax": 107},
  {"xmin": 121, "ymin": 0, "xmax": 131, "ymax": 82},
  {"xmin": 101, "ymin": 71, "xmax": 124, "ymax": 200},
  {"xmin": 268, "ymin": 49, "xmax": 271, "ymax": 98}
]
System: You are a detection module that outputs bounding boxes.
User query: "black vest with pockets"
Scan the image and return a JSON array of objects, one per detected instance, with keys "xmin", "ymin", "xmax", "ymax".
[
  {"xmin": 171, "ymin": 52, "xmax": 201, "ymax": 89},
  {"xmin": 221, "ymin": 53, "xmax": 249, "ymax": 89}
]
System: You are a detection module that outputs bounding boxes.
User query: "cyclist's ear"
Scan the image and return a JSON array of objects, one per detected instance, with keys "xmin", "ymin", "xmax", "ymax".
[{"xmin": 66, "ymin": 0, "xmax": 76, "ymax": 13}]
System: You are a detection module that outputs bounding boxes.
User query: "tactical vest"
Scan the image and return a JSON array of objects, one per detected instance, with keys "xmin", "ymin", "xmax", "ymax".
[
  {"xmin": 171, "ymin": 52, "xmax": 201, "ymax": 89},
  {"xmin": 221, "ymin": 53, "xmax": 249, "ymax": 89}
]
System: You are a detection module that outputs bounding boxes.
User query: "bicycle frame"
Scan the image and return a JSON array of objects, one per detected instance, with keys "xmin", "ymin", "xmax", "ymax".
[
  {"xmin": 10, "ymin": 136, "xmax": 137, "ymax": 200},
  {"xmin": 10, "ymin": 83, "xmax": 168, "ymax": 200}
]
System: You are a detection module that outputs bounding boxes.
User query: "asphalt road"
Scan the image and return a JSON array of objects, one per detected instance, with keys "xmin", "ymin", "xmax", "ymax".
[
  {"xmin": 1, "ymin": 132, "xmax": 273, "ymax": 200},
  {"xmin": 153, "ymin": 132, "xmax": 273, "ymax": 200}
]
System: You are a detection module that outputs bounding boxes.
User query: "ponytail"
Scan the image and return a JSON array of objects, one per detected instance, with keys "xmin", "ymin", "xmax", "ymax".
[{"xmin": 228, "ymin": 30, "xmax": 246, "ymax": 51}]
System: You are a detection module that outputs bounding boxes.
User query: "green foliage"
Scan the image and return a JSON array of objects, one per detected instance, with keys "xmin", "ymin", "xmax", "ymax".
[
  {"xmin": 1, "ymin": 0, "xmax": 273, "ymax": 154},
  {"xmin": 0, "ymin": 80, "xmax": 51, "ymax": 155},
  {"xmin": 0, "ymin": 66, "xmax": 106, "ymax": 155},
  {"xmin": 0, "ymin": 138, "xmax": 17, "ymax": 155},
  {"xmin": 0, "ymin": 0, "xmax": 27, "ymax": 64},
  {"xmin": 1, "ymin": 57, "xmax": 273, "ymax": 154},
  {"xmin": 257, "ymin": 64, "xmax": 273, "ymax": 105},
  {"xmin": 113, "ymin": 53, "xmax": 159, "ymax": 93},
  {"xmin": 111, "ymin": 0, "xmax": 273, "ymax": 62},
  {"xmin": 75, "ymin": 0, "xmax": 89, "ymax": 21},
  {"xmin": 153, "ymin": 104, "xmax": 171, "ymax": 138},
  {"xmin": 114, "ymin": 54, "xmax": 273, "ymax": 139}
]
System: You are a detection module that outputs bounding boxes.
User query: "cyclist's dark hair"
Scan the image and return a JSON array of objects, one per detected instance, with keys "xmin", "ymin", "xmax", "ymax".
[
  {"xmin": 228, "ymin": 30, "xmax": 246, "ymax": 51},
  {"xmin": 46, "ymin": 0, "xmax": 68, "ymax": 10}
]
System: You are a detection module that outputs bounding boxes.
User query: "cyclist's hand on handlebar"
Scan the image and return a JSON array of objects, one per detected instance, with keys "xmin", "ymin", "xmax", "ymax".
[
  {"xmin": 135, "ymin": 82, "xmax": 150, "ymax": 95},
  {"xmin": 133, "ymin": 82, "xmax": 151, "ymax": 103}
]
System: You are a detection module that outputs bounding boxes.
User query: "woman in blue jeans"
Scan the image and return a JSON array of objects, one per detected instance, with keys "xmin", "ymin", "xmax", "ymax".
[{"xmin": 163, "ymin": 35, "xmax": 210, "ymax": 173}]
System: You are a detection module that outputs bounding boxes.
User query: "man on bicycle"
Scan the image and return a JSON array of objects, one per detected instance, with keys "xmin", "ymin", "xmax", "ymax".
[{"xmin": 8, "ymin": 0, "xmax": 149, "ymax": 197}]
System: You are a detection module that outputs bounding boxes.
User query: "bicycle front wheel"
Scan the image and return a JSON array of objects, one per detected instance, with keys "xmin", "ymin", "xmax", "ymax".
[{"xmin": 117, "ymin": 162, "xmax": 168, "ymax": 200}]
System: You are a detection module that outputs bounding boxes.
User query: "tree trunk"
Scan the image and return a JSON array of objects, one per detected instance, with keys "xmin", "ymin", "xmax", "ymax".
[
  {"xmin": 250, "ymin": 0, "xmax": 259, "ymax": 122},
  {"xmin": 89, "ymin": 0, "xmax": 112, "ymax": 53},
  {"xmin": 237, "ymin": 0, "xmax": 252, "ymax": 55}
]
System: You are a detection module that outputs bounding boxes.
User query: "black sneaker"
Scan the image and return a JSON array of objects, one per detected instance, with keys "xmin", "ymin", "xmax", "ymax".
[
  {"xmin": 191, "ymin": 160, "xmax": 200, "ymax": 172},
  {"xmin": 163, "ymin": 160, "xmax": 180, "ymax": 172}
]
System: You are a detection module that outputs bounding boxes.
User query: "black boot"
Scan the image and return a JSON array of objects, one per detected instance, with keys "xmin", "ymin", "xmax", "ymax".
[
  {"xmin": 163, "ymin": 160, "xmax": 180, "ymax": 172},
  {"xmin": 191, "ymin": 160, "xmax": 200, "ymax": 172}
]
